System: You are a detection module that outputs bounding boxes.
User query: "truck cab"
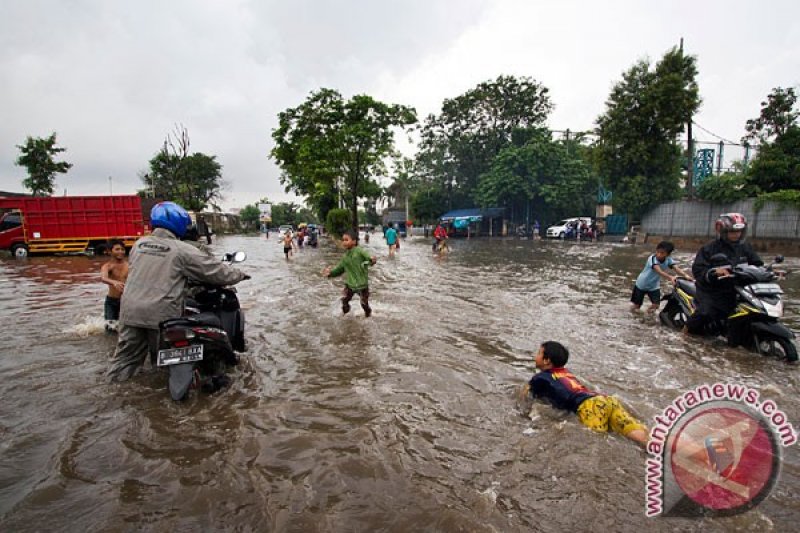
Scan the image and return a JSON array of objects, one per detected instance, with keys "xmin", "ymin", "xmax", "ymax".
[{"xmin": 0, "ymin": 212, "xmax": 26, "ymax": 256}]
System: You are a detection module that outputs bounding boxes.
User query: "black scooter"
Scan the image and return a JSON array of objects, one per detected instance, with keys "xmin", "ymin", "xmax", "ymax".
[
  {"xmin": 157, "ymin": 251, "xmax": 248, "ymax": 400},
  {"xmin": 659, "ymin": 255, "xmax": 797, "ymax": 362}
]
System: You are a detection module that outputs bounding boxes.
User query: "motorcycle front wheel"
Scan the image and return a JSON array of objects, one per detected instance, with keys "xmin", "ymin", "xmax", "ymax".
[{"xmin": 756, "ymin": 334, "xmax": 798, "ymax": 362}]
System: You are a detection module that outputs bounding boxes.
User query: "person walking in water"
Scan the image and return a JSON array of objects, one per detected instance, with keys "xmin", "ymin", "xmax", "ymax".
[
  {"xmin": 100, "ymin": 239, "xmax": 129, "ymax": 332},
  {"xmin": 323, "ymin": 230, "xmax": 377, "ymax": 317},
  {"xmin": 384, "ymin": 223, "xmax": 398, "ymax": 258},
  {"xmin": 282, "ymin": 230, "xmax": 296, "ymax": 260}
]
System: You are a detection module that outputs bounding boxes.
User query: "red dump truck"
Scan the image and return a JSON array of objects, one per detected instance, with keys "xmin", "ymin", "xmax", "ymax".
[{"xmin": 0, "ymin": 195, "xmax": 149, "ymax": 258}]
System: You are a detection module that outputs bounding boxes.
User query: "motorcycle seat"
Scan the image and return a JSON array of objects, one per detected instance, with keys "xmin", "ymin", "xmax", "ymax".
[
  {"xmin": 676, "ymin": 278, "xmax": 696, "ymax": 296},
  {"xmin": 161, "ymin": 312, "xmax": 222, "ymax": 329}
]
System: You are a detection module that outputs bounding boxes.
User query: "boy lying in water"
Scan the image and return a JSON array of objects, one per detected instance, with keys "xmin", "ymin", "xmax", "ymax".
[{"xmin": 520, "ymin": 341, "xmax": 648, "ymax": 447}]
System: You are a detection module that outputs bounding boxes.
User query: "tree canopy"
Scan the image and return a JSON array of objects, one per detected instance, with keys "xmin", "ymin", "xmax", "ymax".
[
  {"xmin": 15, "ymin": 133, "xmax": 72, "ymax": 196},
  {"xmin": 594, "ymin": 47, "xmax": 700, "ymax": 218},
  {"xmin": 238, "ymin": 204, "xmax": 261, "ymax": 230},
  {"xmin": 745, "ymin": 87, "xmax": 800, "ymax": 193},
  {"xmin": 745, "ymin": 87, "xmax": 799, "ymax": 143},
  {"xmin": 271, "ymin": 88, "xmax": 416, "ymax": 231},
  {"xmin": 474, "ymin": 130, "xmax": 595, "ymax": 222},
  {"xmin": 140, "ymin": 126, "xmax": 226, "ymax": 211},
  {"xmin": 415, "ymin": 75, "xmax": 553, "ymax": 210}
]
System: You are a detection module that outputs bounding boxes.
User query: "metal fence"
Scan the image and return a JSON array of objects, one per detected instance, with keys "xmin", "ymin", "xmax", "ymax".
[{"xmin": 641, "ymin": 199, "xmax": 800, "ymax": 239}]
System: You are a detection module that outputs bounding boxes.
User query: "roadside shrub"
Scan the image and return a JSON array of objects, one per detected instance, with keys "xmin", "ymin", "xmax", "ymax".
[
  {"xmin": 325, "ymin": 208, "xmax": 350, "ymax": 238},
  {"xmin": 754, "ymin": 189, "xmax": 800, "ymax": 212},
  {"xmin": 696, "ymin": 172, "xmax": 757, "ymax": 203}
]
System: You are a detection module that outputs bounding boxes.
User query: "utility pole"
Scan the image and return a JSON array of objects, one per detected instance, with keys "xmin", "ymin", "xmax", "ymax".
[
  {"xmin": 108, "ymin": 176, "xmax": 113, "ymax": 195},
  {"xmin": 681, "ymin": 38, "xmax": 694, "ymax": 199}
]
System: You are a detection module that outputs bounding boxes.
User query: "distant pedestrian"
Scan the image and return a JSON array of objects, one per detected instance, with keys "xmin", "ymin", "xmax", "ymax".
[
  {"xmin": 323, "ymin": 230, "xmax": 377, "ymax": 317},
  {"xmin": 385, "ymin": 223, "xmax": 398, "ymax": 258},
  {"xmin": 433, "ymin": 223, "xmax": 449, "ymax": 254},
  {"xmin": 283, "ymin": 231, "xmax": 295, "ymax": 259}
]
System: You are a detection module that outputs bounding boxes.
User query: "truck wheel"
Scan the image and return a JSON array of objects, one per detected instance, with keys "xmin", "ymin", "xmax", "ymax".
[
  {"xmin": 93, "ymin": 243, "xmax": 108, "ymax": 256},
  {"xmin": 11, "ymin": 244, "xmax": 29, "ymax": 258}
]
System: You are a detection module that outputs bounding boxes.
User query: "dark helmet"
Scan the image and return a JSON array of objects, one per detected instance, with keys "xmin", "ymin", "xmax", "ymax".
[
  {"xmin": 715, "ymin": 212, "xmax": 747, "ymax": 240},
  {"xmin": 151, "ymin": 201, "xmax": 191, "ymax": 238}
]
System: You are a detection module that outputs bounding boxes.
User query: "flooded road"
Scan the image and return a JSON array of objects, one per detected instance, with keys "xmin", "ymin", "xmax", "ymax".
[{"xmin": 1, "ymin": 235, "xmax": 798, "ymax": 531}]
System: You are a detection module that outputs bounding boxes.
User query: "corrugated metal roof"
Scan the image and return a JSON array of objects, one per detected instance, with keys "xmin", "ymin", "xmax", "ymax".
[{"xmin": 440, "ymin": 208, "xmax": 505, "ymax": 220}]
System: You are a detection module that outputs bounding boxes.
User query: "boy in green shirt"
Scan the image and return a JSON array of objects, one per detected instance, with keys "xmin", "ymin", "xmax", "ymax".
[{"xmin": 323, "ymin": 230, "xmax": 377, "ymax": 317}]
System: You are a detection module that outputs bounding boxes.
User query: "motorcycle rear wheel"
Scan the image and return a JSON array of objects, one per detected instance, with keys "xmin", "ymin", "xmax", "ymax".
[{"xmin": 756, "ymin": 335, "xmax": 798, "ymax": 362}]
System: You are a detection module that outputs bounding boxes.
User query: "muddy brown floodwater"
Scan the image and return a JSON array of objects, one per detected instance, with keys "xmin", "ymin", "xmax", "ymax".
[{"xmin": 0, "ymin": 235, "xmax": 798, "ymax": 532}]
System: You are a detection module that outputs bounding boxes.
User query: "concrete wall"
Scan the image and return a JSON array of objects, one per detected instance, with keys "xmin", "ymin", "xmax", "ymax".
[
  {"xmin": 641, "ymin": 199, "xmax": 800, "ymax": 256},
  {"xmin": 641, "ymin": 199, "xmax": 800, "ymax": 239}
]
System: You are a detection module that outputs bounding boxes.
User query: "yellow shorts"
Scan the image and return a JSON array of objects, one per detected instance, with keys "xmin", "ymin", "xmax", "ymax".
[{"xmin": 576, "ymin": 395, "xmax": 646, "ymax": 437}]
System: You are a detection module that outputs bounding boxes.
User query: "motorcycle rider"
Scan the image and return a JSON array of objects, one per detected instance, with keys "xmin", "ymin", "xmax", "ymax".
[
  {"xmin": 107, "ymin": 201, "xmax": 249, "ymax": 382},
  {"xmin": 685, "ymin": 213, "xmax": 763, "ymax": 343}
]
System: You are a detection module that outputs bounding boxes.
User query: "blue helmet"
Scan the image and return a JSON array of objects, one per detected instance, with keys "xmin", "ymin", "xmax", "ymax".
[{"xmin": 150, "ymin": 201, "xmax": 191, "ymax": 238}]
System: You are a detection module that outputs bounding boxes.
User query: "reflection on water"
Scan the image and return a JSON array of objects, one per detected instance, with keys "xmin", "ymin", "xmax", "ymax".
[{"xmin": 0, "ymin": 237, "xmax": 798, "ymax": 531}]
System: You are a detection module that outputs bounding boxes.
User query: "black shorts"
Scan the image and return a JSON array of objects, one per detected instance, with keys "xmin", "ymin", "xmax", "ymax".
[
  {"xmin": 284, "ymin": 246, "xmax": 292, "ymax": 254},
  {"xmin": 631, "ymin": 285, "xmax": 660, "ymax": 306},
  {"xmin": 105, "ymin": 295, "xmax": 121, "ymax": 320}
]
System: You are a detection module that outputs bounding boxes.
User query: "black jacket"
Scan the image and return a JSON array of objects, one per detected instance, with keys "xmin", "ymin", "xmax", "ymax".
[{"xmin": 692, "ymin": 238, "xmax": 763, "ymax": 293}]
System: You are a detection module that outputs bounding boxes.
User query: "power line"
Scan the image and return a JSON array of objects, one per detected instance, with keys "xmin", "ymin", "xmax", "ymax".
[{"xmin": 691, "ymin": 121, "xmax": 742, "ymax": 146}]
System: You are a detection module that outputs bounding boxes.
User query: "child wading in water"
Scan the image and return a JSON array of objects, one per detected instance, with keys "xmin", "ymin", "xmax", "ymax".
[
  {"xmin": 282, "ymin": 230, "xmax": 296, "ymax": 260},
  {"xmin": 521, "ymin": 341, "xmax": 649, "ymax": 447},
  {"xmin": 323, "ymin": 230, "xmax": 377, "ymax": 317},
  {"xmin": 631, "ymin": 240, "xmax": 692, "ymax": 313},
  {"xmin": 100, "ymin": 239, "xmax": 129, "ymax": 332}
]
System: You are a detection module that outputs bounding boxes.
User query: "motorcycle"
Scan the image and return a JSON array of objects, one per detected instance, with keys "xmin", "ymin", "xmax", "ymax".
[
  {"xmin": 156, "ymin": 251, "xmax": 248, "ymax": 400},
  {"xmin": 659, "ymin": 255, "xmax": 797, "ymax": 362}
]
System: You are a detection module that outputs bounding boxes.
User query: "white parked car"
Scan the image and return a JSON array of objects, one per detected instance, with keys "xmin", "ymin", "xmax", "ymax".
[
  {"xmin": 546, "ymin": 217, "xmax": 593, "ymax": 239},
  {"xmin": 278, "ymin": 225, "xmax": 294, "ymax": 235}
]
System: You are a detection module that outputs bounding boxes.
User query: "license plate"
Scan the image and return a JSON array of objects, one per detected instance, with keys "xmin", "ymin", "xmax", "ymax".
[{"xmin": 157, "ymin": 345, "xmax": 203, "ymax": 366}]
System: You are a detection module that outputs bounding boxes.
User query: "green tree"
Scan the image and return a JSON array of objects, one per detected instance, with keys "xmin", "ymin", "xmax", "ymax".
[
  {"xmin": 745, "ymin": 87, "xmax": 799, "ymax": 143},
  {"xmin": 410, "ymin": 186, "xmax": 449, "ymax": 224},
  {"xmin": 297, "ymin": 206, "xmax": 319, "ymax": 224},
  {"xmin": 270, "ymin": 202, "xmax": 301, "ymax": 227},
  {"xmin": 474, "ymin": 131, "xmax": 594, "ymax": 222},
  {"xmin": 141, "ymin": 126, "xmax": 226, "ymax": 211},
  {"xmin": 745, "ymin": 88, "xmax": 800, "ymax": 193},
  {"xmin": 416, "ymin": 75, "xmax": 553, "ymax": 209},
  {"xmin": 594, "ymin": 47, "xmax": 700, "ymax": 218},
  {"xmin": 239, "ymin": 204, "xmax": 261, "ymax": 231},
  {"xmin": 15, "ymin": 133, "xmax": 72, "ymax": 196},
  {"xmin": 271, "ymin": 88, "xmax": 416, "ymax": 232}
]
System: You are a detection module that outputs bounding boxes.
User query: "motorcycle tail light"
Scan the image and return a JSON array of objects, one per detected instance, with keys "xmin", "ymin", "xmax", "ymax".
[
  {"xmin": 164, "ymin": 328, "xmax": 196, "ymax": 343},
  {"xmin": 192, "ymin": 327, "xmax": 228, "ymax": 340}
]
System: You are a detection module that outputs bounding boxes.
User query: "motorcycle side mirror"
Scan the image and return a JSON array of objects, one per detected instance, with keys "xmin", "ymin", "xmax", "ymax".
[{"xmin": 774, "ymin": 255, "xmax": 785, "ymax": 264}]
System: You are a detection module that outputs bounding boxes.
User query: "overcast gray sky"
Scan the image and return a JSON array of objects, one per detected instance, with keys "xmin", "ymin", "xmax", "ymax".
[{"xmin": 1, "ymin": 0, "xmax": 798, "ymax": 209}]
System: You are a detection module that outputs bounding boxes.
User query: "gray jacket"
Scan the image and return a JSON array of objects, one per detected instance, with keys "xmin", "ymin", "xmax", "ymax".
[{"xmin": 120, "ymin": 228, "xmax": 247, "ymax": 328}]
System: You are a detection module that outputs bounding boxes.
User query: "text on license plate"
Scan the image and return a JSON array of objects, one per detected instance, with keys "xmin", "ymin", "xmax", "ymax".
[{"xmin": 157, "ymin": 345, "xmax": 204, "ymax": 366}]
